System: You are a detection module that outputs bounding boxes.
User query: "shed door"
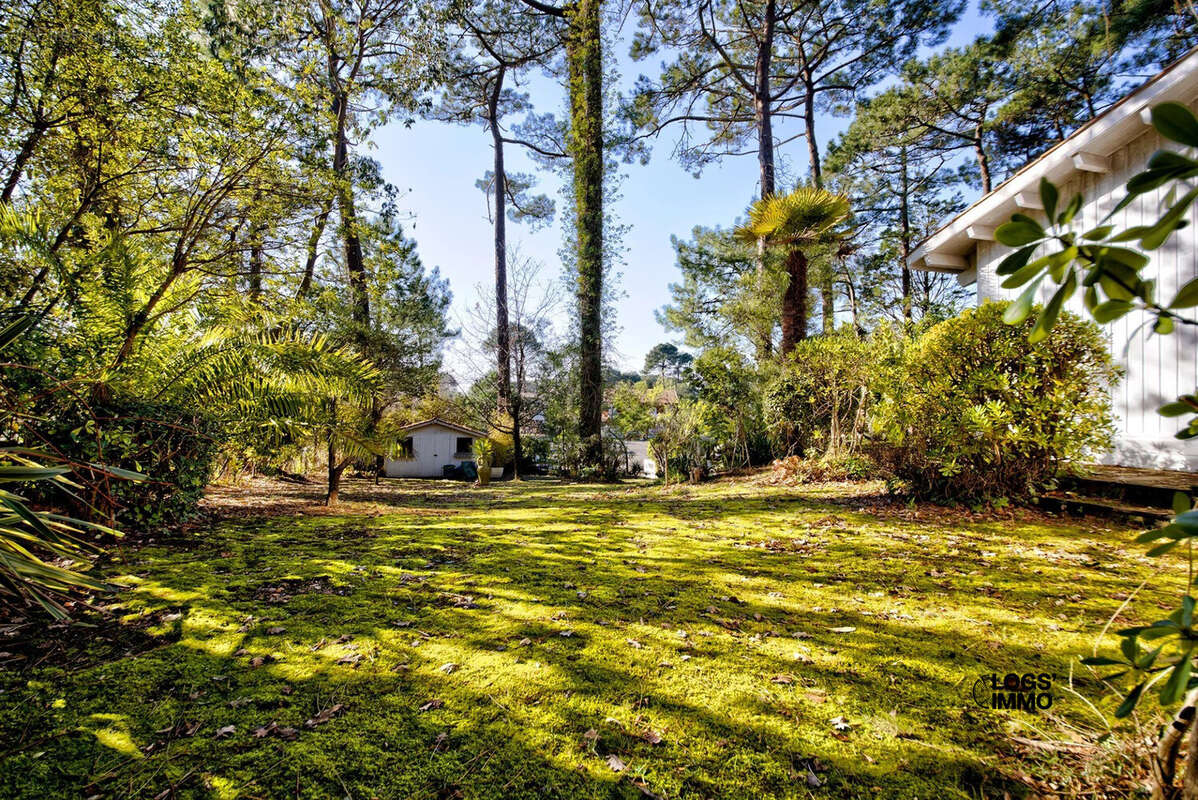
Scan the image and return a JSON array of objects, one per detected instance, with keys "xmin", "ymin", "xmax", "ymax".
[{"xmin": 414, "ymin": 432, "xmax": 441, "ymax": 475}]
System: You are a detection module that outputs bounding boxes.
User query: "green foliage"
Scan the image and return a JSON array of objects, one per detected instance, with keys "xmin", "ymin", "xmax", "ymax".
[
  {"xmin": 472, "ymin": 438, "xmax": 494, "ymax": 469},
  {"xmin": 734, "ymin": 188, "xmax": 851, "ymax": 247},
  {"xmin": 0, "ymin": 317, "xmax": 127, "ymax": 617},
  {"xmin": 876, "ymin": 302, "xmax": 1117, "ymax": 503},
  {"xmin": 763, "ymin": 330, "xmax": 892, "ymax": 458},
  {"xmin": 24, "ymin": 394, "xmax": 221, "ymax": 530},
  {"xmin": 994, "ymin": 103, "xmax": 1198, "ymax": 737}
]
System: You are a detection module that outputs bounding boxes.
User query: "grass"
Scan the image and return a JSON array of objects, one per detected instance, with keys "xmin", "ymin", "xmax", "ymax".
[{"xmin": 0, "ymin": 476, "xmax": 1178, "ymax": 799}]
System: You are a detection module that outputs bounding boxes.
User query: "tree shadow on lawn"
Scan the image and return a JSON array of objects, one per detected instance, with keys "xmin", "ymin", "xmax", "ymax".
[{"xmin": 0, "ymin": 478, "xmax": 1160, "ymax": 798}]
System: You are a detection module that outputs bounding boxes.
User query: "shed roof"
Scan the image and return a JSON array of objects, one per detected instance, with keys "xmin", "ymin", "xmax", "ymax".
[
  {"xmin": 907, "ymin": 45, "xmax": 1198, "ymax": 286},
  {"xmin": 399, "ymin": 417, "xmax": 487, "ymax": 438}
]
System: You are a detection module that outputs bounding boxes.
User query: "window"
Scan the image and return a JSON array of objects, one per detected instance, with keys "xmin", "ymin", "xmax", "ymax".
[
  {"xmin": 398, "ymin": 437, "xmax": 414, "ymax": 459},
  {"xmin": 455, "ymin": 436, "xmax": 473, "ymax": 456}
]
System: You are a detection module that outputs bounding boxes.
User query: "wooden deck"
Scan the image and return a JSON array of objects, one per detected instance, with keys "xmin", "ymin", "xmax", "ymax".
[{"xmin": 1076, "ymin": 464, "xmax": 1198, "ymax": 491}]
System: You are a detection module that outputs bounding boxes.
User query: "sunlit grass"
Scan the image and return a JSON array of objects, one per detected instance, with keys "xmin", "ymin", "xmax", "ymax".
[{"xmin": 0, "ymin": 477, "xmax": 1175, "ymax": 798}]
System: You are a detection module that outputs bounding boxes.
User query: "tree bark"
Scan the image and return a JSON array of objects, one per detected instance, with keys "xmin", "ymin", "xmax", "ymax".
[
  {"xmin": 567, "ymin": 0, "xmax": 605, "ymax": 470},
  {"xmin": 800, "ymin": 70, "xmax": 834, "ymax": 334},
  {"xmin": 331, "ymin": 85, "xmax": 369, "ymax": 328},
  {"xmin": 753, "ymin": 0, "xmax": 776, "ymax": 199},
  {"xmin": 326, "ymin": 400, "xmax": 342, "ymax": 505},
  {"xmin": 974, "ymin": 127, "xmax": 992, "ymax": 193},
  {"xmin": 299, "ymin": 199, "xmax": 332, "ymax": 297},
  {"xmin": 1154, "ymin": 687, "xmax": 1198, "ymax": 800},
  {"xmin": 1, "ymin": 121, "xmax": 47, "ymax": 203},
  {"xmin": 750, "ymin": 0, "xmax": 775, "ymax": 361},
  {"xmin": 780, "ymin": 248, "xmax": 808, "ymax": 354},
  {"xmin": 899, "ymin": 146, "xmax": 912, "ymax": 320},
  {"xmin": 489, "ymin": 67, "xmax": 513, "ymax": 422}
]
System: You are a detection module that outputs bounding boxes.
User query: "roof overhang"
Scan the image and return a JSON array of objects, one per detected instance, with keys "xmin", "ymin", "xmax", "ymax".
[
  {"xmin": 400, "ymin": 417, "xmax": 487, "ymax": 438},
  {"xmin": 907, "ymin": 46, "xmax": 1198, "ymax": 286}
]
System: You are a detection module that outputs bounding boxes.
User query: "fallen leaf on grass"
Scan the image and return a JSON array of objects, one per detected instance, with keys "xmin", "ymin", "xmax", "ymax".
[
  {"xmin": 419, "ymin": 699, "xmax": 444, "ymax": 712},
  {"xmin": 266, "ymin": 626, "xmax": 286, "ymax": 635},
  {"xmin": 607, "ymin": 754, "xmax": 627, "ymax": 772},
  {"xmin": 771, "ymin": 674, "xmax": 795, "ymax": 685},
  {"xmin": 439, "ymin": 662, "xmax": 458, "ymax": 674},
  {"xmin": 626, "ymin": 639, "xmax": 642, "ymax": 649},
  {"xmin": 830, "ymin": 716, "xmax": 852, "ymax": 731},
  {"xmin": 433, "ymin": 731, "xmax": 449, "ymax": 752},
  {"xmin": 304, "ymin": 703, "xmax": 345, "ymax": 729},
  {"xmin": 828, "ymin": 626, "xmax": 856, "ymax": 634},
  {"xmin": 214, "ymin": 725, "xmax": 236, "ymax": 739}
]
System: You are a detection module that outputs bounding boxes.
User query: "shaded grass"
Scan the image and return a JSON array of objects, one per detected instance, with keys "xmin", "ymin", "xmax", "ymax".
[{"xmin": 0, "ymin": 476, "xmax": 1178, "ymax": 799}]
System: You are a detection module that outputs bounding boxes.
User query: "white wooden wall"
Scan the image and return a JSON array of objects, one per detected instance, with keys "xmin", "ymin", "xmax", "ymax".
[{"xmin": 975, "ymin": 100, "xmax": 1198, "ymax": 471}]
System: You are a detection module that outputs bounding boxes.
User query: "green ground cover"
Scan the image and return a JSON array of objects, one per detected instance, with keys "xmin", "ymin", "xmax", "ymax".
[{"xmin": 0, "ymin": 477, "xmax": 1172, "ymax": 798}]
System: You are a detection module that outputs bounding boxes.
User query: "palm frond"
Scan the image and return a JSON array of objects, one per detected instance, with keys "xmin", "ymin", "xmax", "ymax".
[{"xmin": 734, "ymin": 187, "xmax": 851, "ymax": 247}]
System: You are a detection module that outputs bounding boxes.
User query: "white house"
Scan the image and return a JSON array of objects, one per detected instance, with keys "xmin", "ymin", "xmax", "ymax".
[
  {"xmin": 384, "ymin": 418, "xmax": 487, "ymax": 478},
  {"xmin": 908, "ymin": 47, "xmax": 1198, "ymax": 472}
]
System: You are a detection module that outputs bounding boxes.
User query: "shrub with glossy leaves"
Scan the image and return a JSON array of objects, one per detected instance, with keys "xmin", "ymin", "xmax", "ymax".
[{"xmin": 876, "ymin": 301, "xmax": 1118, "ymax": 502}]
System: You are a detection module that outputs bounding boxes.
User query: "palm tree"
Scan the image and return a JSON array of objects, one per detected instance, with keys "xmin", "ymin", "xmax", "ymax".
[{"xmin": 736, "ymin": 187, "xmax": 850, "ymax": 354}]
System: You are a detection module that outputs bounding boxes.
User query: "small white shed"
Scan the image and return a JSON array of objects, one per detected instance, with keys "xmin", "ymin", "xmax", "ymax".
[{"xmin": 384, "ymin": 418, "xmax": 487, "ymax": 478}]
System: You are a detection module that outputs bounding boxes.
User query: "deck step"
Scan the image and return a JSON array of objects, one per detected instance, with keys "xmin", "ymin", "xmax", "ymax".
[{"xmin": 1039, "ymin": 491, "xmax": 1172, "ymax": 524}]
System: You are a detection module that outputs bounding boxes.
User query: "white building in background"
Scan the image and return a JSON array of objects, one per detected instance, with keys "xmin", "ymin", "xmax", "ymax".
[
  {"xmin": 908, "ymin": 47, "xmax": 1198, "ymax": 472},
  {"xmin": 384, "ymin": 418, "xmax": 486, "ymax": 478}
]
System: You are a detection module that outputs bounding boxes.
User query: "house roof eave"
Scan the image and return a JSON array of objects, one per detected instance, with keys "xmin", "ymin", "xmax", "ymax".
[{"xmin": 907, "ymin": 45, "xmax": 1198, "ymax": 280}]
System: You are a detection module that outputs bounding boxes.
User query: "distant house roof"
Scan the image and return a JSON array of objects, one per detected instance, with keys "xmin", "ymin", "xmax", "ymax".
[
  {"xmin": 907, "ymin": 45, "xmax": 1198, "ymax": 286},
  {"xmin": 399, "ymin": 417, "xmax": 486, "ymax": 438}
]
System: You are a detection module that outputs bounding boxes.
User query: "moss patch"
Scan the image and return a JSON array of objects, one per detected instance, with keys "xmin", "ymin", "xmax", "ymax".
[{"xmin": 0, "ymin": 477, "xmax": 1176, "ymax": 798}]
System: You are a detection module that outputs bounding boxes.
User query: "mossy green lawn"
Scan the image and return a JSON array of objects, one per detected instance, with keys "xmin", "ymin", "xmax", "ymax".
[{"xmin": 0, "ymin": 478, "xmax": 1172, "ymax": 798}]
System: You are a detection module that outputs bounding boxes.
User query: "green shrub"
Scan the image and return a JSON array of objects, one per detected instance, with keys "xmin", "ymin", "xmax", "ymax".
[
  {"xmin": 27, "ymin": 393, "xmax": 221, "ymax": 530},
  {"xmin": 763, "ymin": 328, "xmax": 899, "ymax": 459},
  {"xmin": 875, "ymin": 301, "xmax": 1118, "ymax": 503}
]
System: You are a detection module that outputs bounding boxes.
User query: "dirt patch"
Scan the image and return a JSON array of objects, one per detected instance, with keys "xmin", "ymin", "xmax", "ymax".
[
  {"xmin": 0, "ymin": 606, "xmax": 179, "ymax": 676},
  {"xmin": 252, "ymin": 576, "xmax": 348, "ymax": 604}
]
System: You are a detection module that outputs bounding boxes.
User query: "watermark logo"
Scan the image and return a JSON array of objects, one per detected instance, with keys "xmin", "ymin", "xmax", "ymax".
[{"xmin": 971, "ymin": 672, "xmax": 1054, "ymax": 712}]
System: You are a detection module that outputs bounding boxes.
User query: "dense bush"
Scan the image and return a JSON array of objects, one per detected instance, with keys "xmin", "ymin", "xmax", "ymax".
[
  {"xmin": 25, "ymin": 393, "xmax": 221, "ymax": 530},
  {"xmin": 763, "ymin": 328, "xmax": 899, "ymax": 458},
  {"xmin": 875, "ymin": 301, "xmax": 1118, "ymax": 503}
]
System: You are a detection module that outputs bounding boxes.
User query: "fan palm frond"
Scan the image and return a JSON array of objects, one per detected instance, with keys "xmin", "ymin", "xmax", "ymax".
[{"xmin": 734, "ymin": 186, "xmax": 851, "ymax": 247}]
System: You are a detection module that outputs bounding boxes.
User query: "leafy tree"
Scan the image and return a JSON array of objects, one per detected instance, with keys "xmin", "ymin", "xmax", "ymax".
[
  {"xmin": 659, "ymin": 225, "xmax": 782, "ymax": 359},
  {"xmin": 642, "ymin": 342, "xmax": 692, "ymax": 380},
  {"xmin": 825, "ymin": 91, "xmax": 969, "ymax": 322},
  {"xmin": 435, "ymin": 0, "xmax": 557, "ymax": 471}
]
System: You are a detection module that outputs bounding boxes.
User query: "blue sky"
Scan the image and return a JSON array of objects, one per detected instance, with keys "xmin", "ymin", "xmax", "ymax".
[{"xmin": 372, "ymin": 3, "xmax": 991, "ymax": 377}]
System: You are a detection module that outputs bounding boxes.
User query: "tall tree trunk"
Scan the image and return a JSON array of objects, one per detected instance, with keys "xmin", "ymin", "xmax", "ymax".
[
  {"xmin": 753, "ymin": 0, "xmax": 776, "ymax": 199},
  {"xmin": 751, "ymin": 0, "xmax": 776, "ymax": 361},
  {"xmin": 567, "ymin": 0, "xmax": 605, "ymax": 470},
  {"xmin": 299, "ymin": 199, "xmax": 332, "ymax": 297},
  {"xmin": 974, "ymin": 126, "xmax": 992, "ymax": 193},
  {"xmin": 326, "ymin": 400, "xmax": 341, "ymax": 505},
  {"xmin": 780, "ymin": 248, "xmax": 808, "ymax": 354},
  {"xmin": 899, "ymin": 146, "xmax": 912, "ymax": 320},
  {"xmin": 489, "ymin": 67, "xmax": 513, "ymax": 421},
  {"xmin": 800, "ymin": 71, "xmax": 833, "ymax": 334},
  {"xmin": 331, "ymin": 88, "xmax": 369, "ymax": 328}
]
